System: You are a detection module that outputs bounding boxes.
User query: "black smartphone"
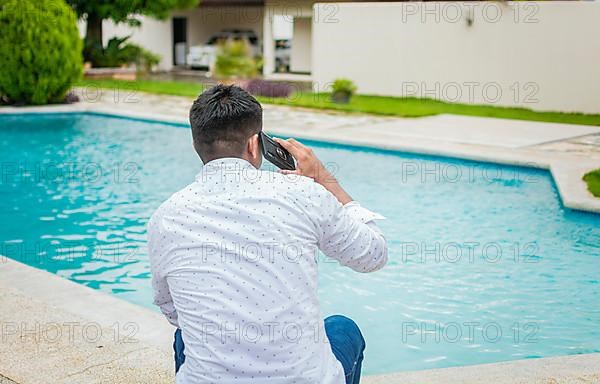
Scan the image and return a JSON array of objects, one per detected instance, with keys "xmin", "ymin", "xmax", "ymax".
[{"xmin": 259, "ymin": 132, "xmax": 296, "ymax": 171}]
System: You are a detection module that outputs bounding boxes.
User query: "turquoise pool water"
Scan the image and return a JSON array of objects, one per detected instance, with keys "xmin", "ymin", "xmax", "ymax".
[{"xmin": 1, "ymin": 113, "xmax": 598, "ymax": 374}]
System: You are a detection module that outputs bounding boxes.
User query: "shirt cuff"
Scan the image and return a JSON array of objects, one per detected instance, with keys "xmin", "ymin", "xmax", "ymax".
[{"xmin": 343, "ymin": 201, "xmax": 386, "ymax": 223}]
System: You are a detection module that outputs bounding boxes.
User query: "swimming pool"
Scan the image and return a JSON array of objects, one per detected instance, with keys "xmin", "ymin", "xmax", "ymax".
[{"xmin": 1, "ymin": 112, "xmax": 598, "ymax": 374}]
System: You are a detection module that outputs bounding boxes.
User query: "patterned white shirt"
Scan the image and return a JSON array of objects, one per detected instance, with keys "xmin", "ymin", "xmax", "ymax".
[{"xmin": 148, "ymin": 157, "xmax": 387, "ymax": 384}]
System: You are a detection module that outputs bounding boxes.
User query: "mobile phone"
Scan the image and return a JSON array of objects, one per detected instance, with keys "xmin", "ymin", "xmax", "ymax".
[{"xmin": 259, "ymin": 132, "xmax": 296, "ymax": 170}]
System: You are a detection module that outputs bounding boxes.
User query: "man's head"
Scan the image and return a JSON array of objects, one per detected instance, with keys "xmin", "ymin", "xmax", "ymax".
[{"xmin": 190, "ymin": 84, "xmax": 263, "ymax": 167}]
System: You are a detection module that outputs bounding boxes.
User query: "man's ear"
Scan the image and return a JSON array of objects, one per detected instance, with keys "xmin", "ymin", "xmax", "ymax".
[{"xmin": 247, "ymin": 133, "xmax": 262, "ymax": 168}]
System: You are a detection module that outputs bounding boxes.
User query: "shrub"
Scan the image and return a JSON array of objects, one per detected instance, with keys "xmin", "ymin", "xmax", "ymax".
[
  {"xmin": 136, "ymin": 48, "xmax": 161, "ymax": 73},
  {"xmin": 583, "ymin": 168, "xmax": 600, "ymax": 198},
  {"xmin": 0, "ymin": 0, "xmax": 83, "ymax": 105},
  {"xmin": 213, "ymin": 39, "xmax": 260, "ymax": 80},
  {"xmin": 87, "ymin": 36, "xmax": 161, "ymax": 72},
  {"xmin": 331, "ymin": 78, "xmax": 357, "ymax": 104}
]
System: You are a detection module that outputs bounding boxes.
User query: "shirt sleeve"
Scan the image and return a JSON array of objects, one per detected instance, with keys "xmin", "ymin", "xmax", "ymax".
[
  {"xmin": 311, "ymin": 183, "xmax": 388, "ymax": 273},
  {"xmin": 147, "ymin": 212, "xmax": 179, "ymax": 328}
]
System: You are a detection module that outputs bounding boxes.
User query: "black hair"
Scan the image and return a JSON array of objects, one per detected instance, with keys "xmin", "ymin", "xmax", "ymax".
[{"xmin": 189, "ymin": 84, "xmax": 262, "ymax": 159}]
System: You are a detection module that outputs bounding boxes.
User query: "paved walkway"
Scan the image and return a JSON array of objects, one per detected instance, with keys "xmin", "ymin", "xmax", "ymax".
[
  {"xmin": 76, "ymin": 89, "xmax": 600, "ymax": 155},
  {"xmin": 0, "ymin": 260, "xmax": 174, "ymax": 384},
  {"xmin": 0, "ymin": 375, "xmax": 17, "ymax": 384}
]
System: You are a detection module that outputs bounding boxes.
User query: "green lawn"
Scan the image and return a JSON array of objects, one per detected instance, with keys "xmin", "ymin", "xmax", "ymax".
[
  {"xmin": 583, "ymin": 169, "xmax": 600, "ymax": 198},
  {"xmin": 78, "ymin": 78, "xmax": 205, "ymax": 98},
  {"xmin": 76, "ymin": 79, "xmax": 600, "ymax": 126}
]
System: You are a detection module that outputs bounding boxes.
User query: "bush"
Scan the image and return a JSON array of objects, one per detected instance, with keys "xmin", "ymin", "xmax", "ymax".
[
  {"xmin": 330, "ymin": 78, "xmax": 357, "ymax": 104},
  {"xmin": 583, "ymin": 168, "xmax": 600, "ymax": 198},
  {"xmin": 86, "ymin": 36, "xmax": 130, "ymax": 68},
  {"xmin": 136, "ymin": 48, "xmax": 161, "ymax": 73},
  {"xmin": 213, "ymin": 39, "xmax": 260, "ymax": 80},
  {"xmin": 0, "ymin": 0, "xmax": 83, "ymax": 105},
  {"xmin": 87, "ymin": 36, "xmax": 161, "ymax": 72}
]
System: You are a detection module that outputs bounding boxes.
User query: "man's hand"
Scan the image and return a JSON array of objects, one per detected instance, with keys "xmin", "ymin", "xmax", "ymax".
[{"xmin": 274, "ymin": 138, "xmax": 353, "ymax": 205}]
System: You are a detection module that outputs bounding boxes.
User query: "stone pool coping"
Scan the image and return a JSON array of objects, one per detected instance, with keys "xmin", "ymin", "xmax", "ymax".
[
  {"xmin": 1, "ymin": 258, "xmax": 599, "ymax": 383},
  {"xmin": 1, "ymin": 102, "xmax": 599, "ymax": 214}
]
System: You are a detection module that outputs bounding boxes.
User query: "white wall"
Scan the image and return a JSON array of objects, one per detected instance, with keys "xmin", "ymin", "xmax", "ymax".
[
  {"xmin": 273, "ymin": 15, "xmax": 294, "ymax": 39},
  {"xmin": 263, "ymin": 0, "xmax": 315, "ymax": 75},
  {"xmin": 79, "ymin": 17, "xmax": 173, "ymax": 70},
  {"xmin": 291, "ymin": 17, "xmax": 312, "ymax": 73},
  {"xmin": 312, "ymin": 1, "xmax": 600, "ymax": 114}
]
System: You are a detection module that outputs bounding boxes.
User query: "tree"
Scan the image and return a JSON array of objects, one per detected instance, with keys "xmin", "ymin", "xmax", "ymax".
[{"xmin": 66, "ymin": 0, "xmax": 199, "ymax": 60}]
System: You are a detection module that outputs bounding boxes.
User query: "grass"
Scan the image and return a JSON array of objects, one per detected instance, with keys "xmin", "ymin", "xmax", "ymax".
[
  {"xmin": 76, "ymin": 78, "xmax": 600, "ymax": 126},
  {"xmin": 583, "ymin": 169, "xmax": 600, "ymax": 198},
  {"xmin": 77, "ymin": 78, "xmax": 205, "ymax": 98}
]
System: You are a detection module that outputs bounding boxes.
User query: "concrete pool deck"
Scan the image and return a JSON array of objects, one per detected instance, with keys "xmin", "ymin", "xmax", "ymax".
[{"xmin": 1, "ymin": 92, "xmax": 600, "ymax": 382}]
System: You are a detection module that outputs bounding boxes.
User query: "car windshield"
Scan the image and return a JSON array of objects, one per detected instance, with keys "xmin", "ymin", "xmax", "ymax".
[{"xmin": 206, "ymin": 32, "xmax": 258, "ymax": 46}]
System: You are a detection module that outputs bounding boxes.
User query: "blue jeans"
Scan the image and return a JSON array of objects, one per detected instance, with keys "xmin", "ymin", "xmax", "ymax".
[{"xmin": 174, "ymin": 315, "xmax": 365, "ymax": 384}]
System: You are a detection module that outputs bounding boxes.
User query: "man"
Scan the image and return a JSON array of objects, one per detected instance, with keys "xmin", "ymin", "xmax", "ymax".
[{"xmin": 148, "ymin": 85, "xmax": 387, "ymax": 384}]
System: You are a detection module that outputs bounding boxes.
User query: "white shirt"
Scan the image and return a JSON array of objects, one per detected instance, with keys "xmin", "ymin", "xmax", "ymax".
[{"xmin": 148, "ymin": 157, "xmax": 387, "ymax": 384}]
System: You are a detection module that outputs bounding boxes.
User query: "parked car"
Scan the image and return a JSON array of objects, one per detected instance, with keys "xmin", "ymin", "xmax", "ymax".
[
  {"xmin": 187, "ymin": 29, "xmax": 260, "ymax": 71},
  {"xmin": 275, "ymin": 39, "xmax": 291, "ymax": 73}
]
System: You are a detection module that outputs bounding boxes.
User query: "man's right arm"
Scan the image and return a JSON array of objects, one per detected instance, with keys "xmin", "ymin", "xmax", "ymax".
[
  {"xmin": 311, "ymin": 182, "xmax": 388, "ymax": 272},
  {"xmin": 275, "ymin": 138, "xmax": 353, "ymax": 205},
  {"xmin": 276, "ymin": 138, "xmax": 388, "ymax": 272}
]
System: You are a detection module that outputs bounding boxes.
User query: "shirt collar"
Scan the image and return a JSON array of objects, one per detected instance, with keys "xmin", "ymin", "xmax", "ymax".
[{"xmin": 195, "ymin": 157, "xmax": 254, "ymax": 181}]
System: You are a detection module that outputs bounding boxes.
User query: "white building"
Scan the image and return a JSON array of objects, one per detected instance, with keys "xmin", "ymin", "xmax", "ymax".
[
  {"xmin": 90, "ymin": 1, "xmax": 600, "ymax": 114},
  {"xmin": 91, "ymin": 0, "xmax": 327, "ymax": 75}
]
